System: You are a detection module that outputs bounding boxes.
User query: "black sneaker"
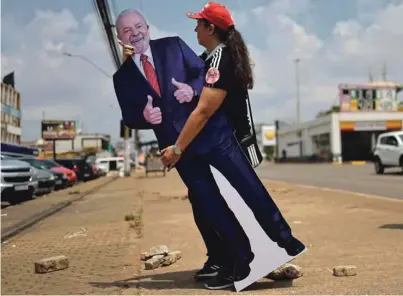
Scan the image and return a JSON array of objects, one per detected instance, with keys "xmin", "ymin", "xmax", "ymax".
[
  {"xmin": 283, "ymin": 237, "xmax": 306, "ymax": 257},
  {"xmin": 194, "ymin": 263, "xmax": 223, "ymax": 281},
  {"xmin": 233, "ymin": 254, "xmax": 254, "ymax": 282},
  {"xmin": 204, "ymin": 270, "xmax": 235, "ymax": 290}
]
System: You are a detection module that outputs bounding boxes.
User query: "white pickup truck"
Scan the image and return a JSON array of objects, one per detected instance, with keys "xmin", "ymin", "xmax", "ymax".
[{"xmin": 373, "ymin": 131, "xmax": 403, "ymax": 174}]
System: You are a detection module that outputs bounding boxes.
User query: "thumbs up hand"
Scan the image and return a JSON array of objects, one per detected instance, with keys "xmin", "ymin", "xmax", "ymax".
[
  {"xmin": 143, "ymin": 95, "xmax": 162, "ymax": 124},
  {"xmin": 172, "ymin": 78, "xmax": 194, "ymax": 103}
]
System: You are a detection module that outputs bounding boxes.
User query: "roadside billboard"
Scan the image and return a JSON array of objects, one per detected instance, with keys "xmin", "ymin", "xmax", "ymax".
[
  {"xmin": 41, "ymin": 120, "xmax": 76, "ymax": 140},
  {"xmin": 338, "ymin": 82, "xmax": 402, "ymax": 112},
  {"xmin": 261, "ymin": 125, "xmax": 276, "ymax": 146}
]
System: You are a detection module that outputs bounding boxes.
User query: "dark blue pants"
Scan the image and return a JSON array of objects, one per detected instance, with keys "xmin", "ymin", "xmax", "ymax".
[
  {"xmin": 176, "ymin": 136, "xmax": 297, "ymax": 264},
  {"xmin": 187, "ymin": 190, "xmax": 231, "ymax": 265}
]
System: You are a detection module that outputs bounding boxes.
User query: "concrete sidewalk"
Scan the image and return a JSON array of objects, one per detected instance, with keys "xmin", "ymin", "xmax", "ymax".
[
  {"xmin": 1, "ymin": 170, "xmax": 403, "ymax": 294},
  {"xmin": 128, "ymin": 171, "xmax": 403, "ymax": 295},
  {"xmin": 1, "ymin": 176, "xmax": 117, "ymax": 238},
  {"xmin": 1, "ymin": 175, "xmax": 143, "ymax": 295}
]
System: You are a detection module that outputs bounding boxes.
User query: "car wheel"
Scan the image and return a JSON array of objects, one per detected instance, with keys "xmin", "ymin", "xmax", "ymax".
[
  {"xmin": 374, "ymin": 157, "xmax": 384, "ymax": 174},
  {"xmin": 9, "ymin": 193, "xmax": 32, "ymax": 205}
]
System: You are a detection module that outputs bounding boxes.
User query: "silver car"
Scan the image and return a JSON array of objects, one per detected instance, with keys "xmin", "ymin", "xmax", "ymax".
[
  {"xmin": 30, "ymin": 167, "xmax": 56, "ymax": 196},
  {"xmin": 0, "ymin": 158, "xmax": 38, "ymax": 205}
]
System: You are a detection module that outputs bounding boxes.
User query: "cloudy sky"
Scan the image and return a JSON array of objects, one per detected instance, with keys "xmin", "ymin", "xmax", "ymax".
[{"xmin": 2, "ymin": 0, "xmax": 403, "ymax": 143}]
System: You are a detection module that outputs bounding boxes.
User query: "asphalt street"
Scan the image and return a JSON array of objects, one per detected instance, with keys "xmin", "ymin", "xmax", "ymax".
[{"xmin": 256, "ymin": 163, "xmax": 403, "ymax": 200}]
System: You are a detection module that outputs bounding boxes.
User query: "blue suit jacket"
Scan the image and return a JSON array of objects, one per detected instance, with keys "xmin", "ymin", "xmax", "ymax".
[{"xmin": 113, "ymin": 36, "xmax": 232, "ymax": 153}]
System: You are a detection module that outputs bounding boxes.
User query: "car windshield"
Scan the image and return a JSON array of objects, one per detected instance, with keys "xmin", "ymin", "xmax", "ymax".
[
  {"xmin": 21, "ymin": 158, "xmax": 51, "ymax": 170},
  {"xmin": 41, "ymin": 159, "xmax": 60, "ymax": 167}
]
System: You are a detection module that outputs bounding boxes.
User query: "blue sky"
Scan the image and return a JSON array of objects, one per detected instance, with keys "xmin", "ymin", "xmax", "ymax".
[{"xmin": 2, "ymin": 0, "xmax": 403, "ymax": 143}]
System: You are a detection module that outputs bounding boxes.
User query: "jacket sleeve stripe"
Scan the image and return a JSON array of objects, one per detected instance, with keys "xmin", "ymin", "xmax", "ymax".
[{"xmin": 210, "ymin": 48, "xmax": 223, "ymax": 69}]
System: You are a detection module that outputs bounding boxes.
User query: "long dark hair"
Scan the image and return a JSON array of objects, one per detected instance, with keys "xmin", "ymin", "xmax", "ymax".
[{"xmin": 202, "ymin": 19, "xmax": 254, "ymax": 89}]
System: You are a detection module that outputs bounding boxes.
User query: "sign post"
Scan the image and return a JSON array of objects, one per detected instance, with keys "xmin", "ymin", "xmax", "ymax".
[{"xmin": 261, "ymin": 125, "xmax": 277, "ymax": 147}]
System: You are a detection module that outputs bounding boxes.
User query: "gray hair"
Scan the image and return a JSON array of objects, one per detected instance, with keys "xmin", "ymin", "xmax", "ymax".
[{"xmin": 115, "ymin": 8, "xmax": 149, "ymax": 32}]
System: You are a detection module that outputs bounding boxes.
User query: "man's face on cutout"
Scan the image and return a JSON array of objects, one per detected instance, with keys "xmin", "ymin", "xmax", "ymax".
[{"xmin": 117, "ymin": 11, "xmax": 150, "ymax": 54}]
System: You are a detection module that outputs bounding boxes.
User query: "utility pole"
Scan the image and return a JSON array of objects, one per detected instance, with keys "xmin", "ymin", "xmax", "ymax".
[
  {"xmin": 120, "ymin": 47, "xmax": 132, "ymax": 177},
  {"xmin": 382, "ymin": 61, "xmax": 387, "ymax": 81},
  {"xmin": 295, "ymin": 58, "xmax": 301, "ymax": 124},
  {"xmin": 133, "ymin": 130, "xmax": 140, "ymax": 168},
  {"xmin": 368, "ymin": 66, "xmax": 374, "ymax": 82}
]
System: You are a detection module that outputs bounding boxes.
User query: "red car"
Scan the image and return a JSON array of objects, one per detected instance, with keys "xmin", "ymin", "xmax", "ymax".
[{"xmin": 36, "ymin": 157, "xmax": 77, "ymax": 185}]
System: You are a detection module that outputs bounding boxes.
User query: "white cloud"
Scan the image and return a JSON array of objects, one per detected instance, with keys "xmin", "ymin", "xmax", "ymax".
[
  {"xmin": 231, "ymin": 10, "xmax": 248, "ymax": 28},
  {"xmin": 149, "ymin": 25, "xmax": 177, "ymax": 39},
  {"xmin": 237, "ymin": 0, "xmax": 403, "ymax": 124}
]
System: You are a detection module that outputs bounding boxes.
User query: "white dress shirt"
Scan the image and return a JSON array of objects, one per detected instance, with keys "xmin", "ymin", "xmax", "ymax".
[{"xmin": 132, "ymin": 45, "xmax": 155, "ymax": 78}]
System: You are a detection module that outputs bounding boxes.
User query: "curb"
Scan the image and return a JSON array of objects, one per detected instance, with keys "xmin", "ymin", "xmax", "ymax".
[
  {"xmin": 1, "ymin": 176, "xmax": 119, "ymax": 243},
  {"xmin": 332, "ymin": 161, "xmax": 368, "ymax": 165},
  {"xmin": 350, "ymin": 161, "xmax": 367, "ymax": 165}
]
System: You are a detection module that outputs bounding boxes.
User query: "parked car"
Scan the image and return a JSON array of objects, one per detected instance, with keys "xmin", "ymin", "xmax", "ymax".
[
  {"xmin": 95, "ymin": 157, "xmax": 124, "ymax": 174},
  {"xmin": 36, "ymin": 157, "xmax": 77, "ymax": 186},
  {"xmin": 16, "ymin": 157, "xmax": 69, "ymax": 190},
  {"xmin": 373, "ymin": 131, "xmax": 403, "ymax": 174},
  {"xmin": 0, "ymin": 157, "xmax": 37, "ymax": 205},
  {"xmin": 30, "ymin": 167, "xmax": 56, "ymax": 196},
  {"xmin": 55, "ymin": 158, "xmax": 97, "ymax": 181}
]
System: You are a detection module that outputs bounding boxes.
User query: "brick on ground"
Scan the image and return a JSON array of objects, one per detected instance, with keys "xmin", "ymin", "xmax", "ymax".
[{"xmin": 34, "ymin": 255, "xmax": 69, "ymax": 274}]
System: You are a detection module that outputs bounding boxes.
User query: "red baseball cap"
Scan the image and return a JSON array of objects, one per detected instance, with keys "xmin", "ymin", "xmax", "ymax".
[{"xmin": 186, "ymin": 2, "xmax": 234, "ymax": 31}]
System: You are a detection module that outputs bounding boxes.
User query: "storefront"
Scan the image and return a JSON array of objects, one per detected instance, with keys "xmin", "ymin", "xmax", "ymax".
[
  {"xmin": 276, "ymin": 81, "xmax": 403, "ymax": 163},
  {"xmin": 277, "ymin": 112, "xmax": 403, "ymax": 163}
]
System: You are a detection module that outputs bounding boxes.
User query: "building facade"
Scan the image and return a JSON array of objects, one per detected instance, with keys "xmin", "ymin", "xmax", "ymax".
[
  {"xmin": 277, "ymin": 112, "xmax": 403, "ymax": 163},
  {"xmin": 1, "ymin": 82, "xmax": 22, "ymax": 144},
  {"xmin": 276, "ymin": 81, "xmax": 403, "ymax": 163}
]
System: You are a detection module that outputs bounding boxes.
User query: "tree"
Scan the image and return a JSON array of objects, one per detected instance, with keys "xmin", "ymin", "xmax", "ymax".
[{"xmin": 316, "ymin": 105, "xmax": 340, "ymax": 118}]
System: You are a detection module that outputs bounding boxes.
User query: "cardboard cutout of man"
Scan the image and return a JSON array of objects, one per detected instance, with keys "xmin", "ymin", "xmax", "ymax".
[{"xmin": 114, "ymin": 9, "xmax": 247, "ymax": 277}]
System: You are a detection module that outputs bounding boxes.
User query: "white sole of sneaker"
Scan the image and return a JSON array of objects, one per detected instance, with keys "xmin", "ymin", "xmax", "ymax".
[
  {"xmin": 204, "ymin": 282, "xmax": 234, "ymax": 290},
  {"xmin": 195, "ymin": 271, "xmax": 218, "ymax": 279}
]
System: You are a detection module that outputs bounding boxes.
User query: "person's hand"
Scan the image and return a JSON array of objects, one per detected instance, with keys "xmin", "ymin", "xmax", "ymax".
[
  {"xmin": 172, "ymin": 78, "xmax": 194, "ymax": 103},
  {"xmin": 143, "ymin": 95, "xmax": 162, "ymax": 124},
  {"xmin": 160, "ymin": 145, "xmax": 181, "ymax": 171},
  {"xmin": 117, "ymin": 39, "xmax": 134, "ymax": 58}
]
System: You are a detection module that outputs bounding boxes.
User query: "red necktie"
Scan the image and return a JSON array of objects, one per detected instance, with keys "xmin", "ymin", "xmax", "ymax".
[{"xmin": 140, "ymin": 54, "xmax": 161, "ymax": 96}]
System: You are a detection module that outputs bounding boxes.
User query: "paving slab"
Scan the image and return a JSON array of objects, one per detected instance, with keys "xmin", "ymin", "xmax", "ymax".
[{"xmin": 1, "ymin": 176, "xmax": 116, "ymax": 237}]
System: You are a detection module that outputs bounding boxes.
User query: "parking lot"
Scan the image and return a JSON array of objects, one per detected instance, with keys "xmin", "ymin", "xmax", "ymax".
[{"xmin": 256, "ymin": 162, "xmax": 403, "ymax": 200}]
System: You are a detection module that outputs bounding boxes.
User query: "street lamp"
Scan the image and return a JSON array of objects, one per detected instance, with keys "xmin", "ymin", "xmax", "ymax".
[
  {"xmin": 294, "ymin": 58, "xmax": 301, "ymax": 125},
  {"xmin": 294, "ymin": 58, "xmax": 303, "ymax": 157},
  {"xmin": 62, "ymin": 52, "xmax": 112, "ymax": 79}
]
